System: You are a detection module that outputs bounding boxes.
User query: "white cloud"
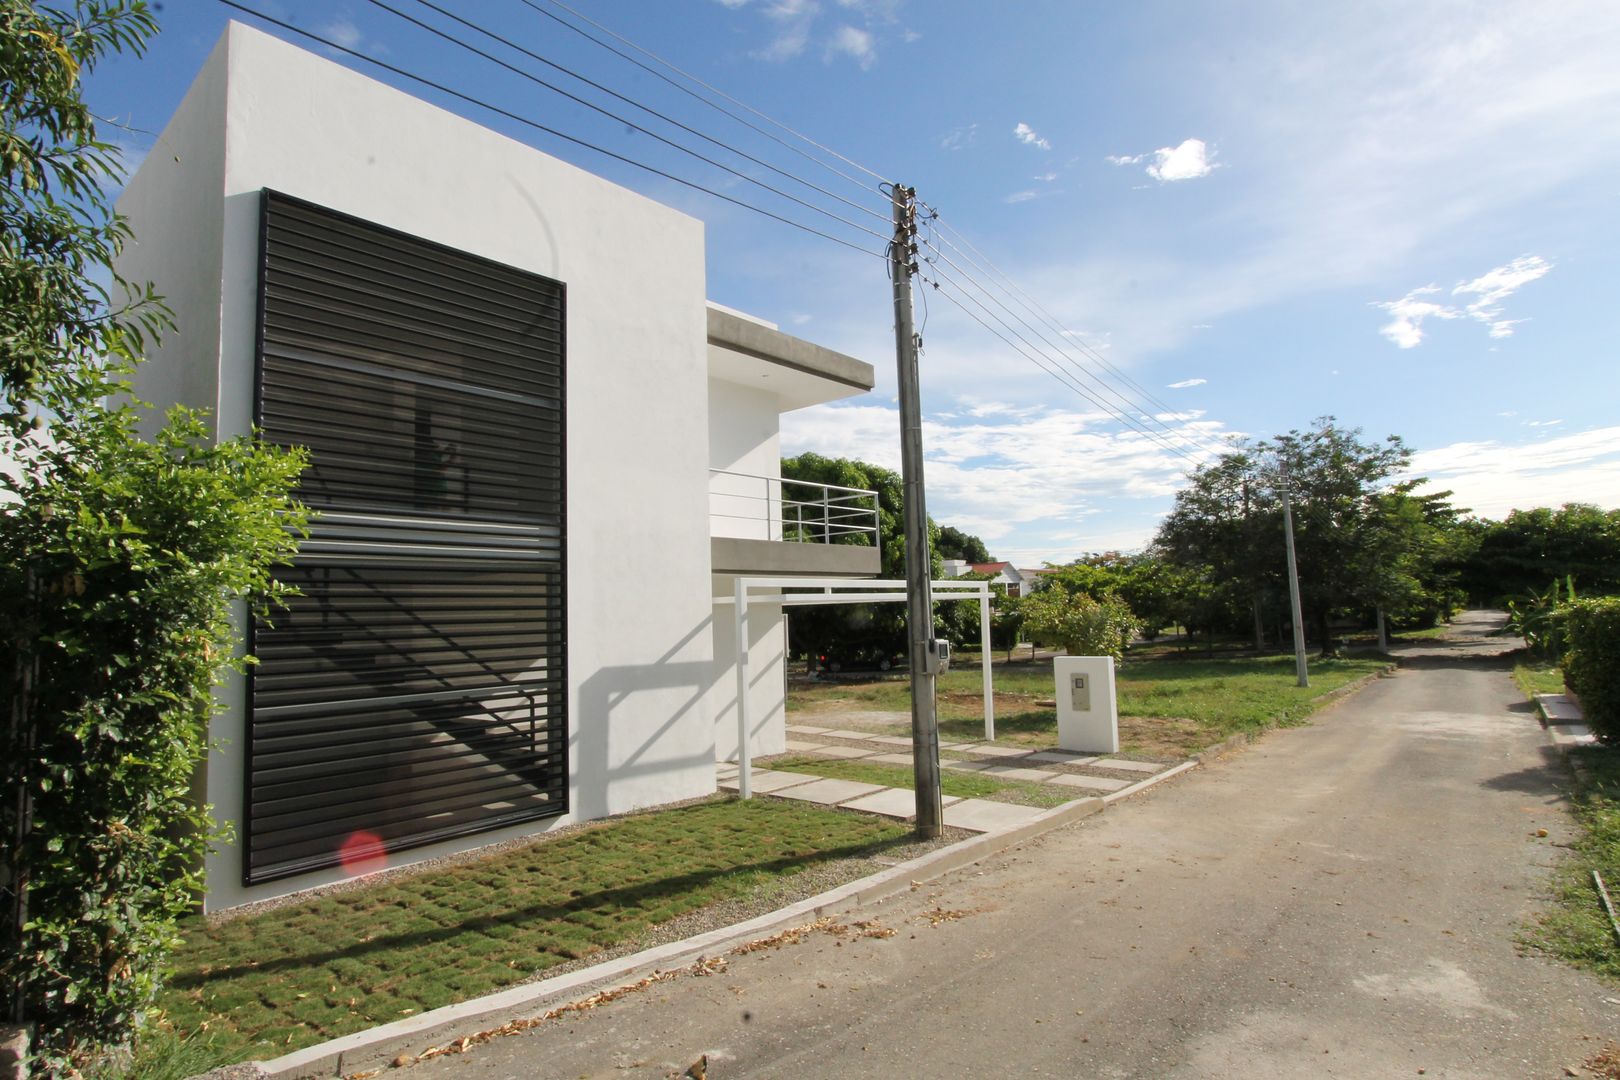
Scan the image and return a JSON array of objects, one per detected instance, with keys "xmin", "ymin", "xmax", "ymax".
[
  {"xmin": 1524, "ymin": 418, "xmax": 1564, "ymax": 427},
  {"xmin": 1003, "ymin": 190, "xmax": 1038, "ymax": 204},
  {"xmin": 1167, "ymin": 377, "xmax": 1207, "ymax": 388},
  {"xmin": 1408, "ymin": 427, "xmax": 1620, "ymax": 518},
  {"xmin": 1147, "ymin": 138, "xmax": 1215, "ymax": 181},
  {"xmin": 1106, "ymin": 153, "xmax": 1145, "ymax": 166},
  {"xmin": 1033, "ymin": 171, "xmax": 1058, "ymax": 182},
  {"xmin": 321, "ymin": 19, "xmax": 363, "ymax": 50},
  {"xmin": 939, "ymin": 123, "xmax": 977, "ymax": 151},
  {"xmin": 754, "ymin": 0, "xmax": 820, "ymax": 60},
  {"xmin": 1452, "ymin": 254, "xmax": 1552, "ymax": 338},
  {"xmin": 827, "ymin": 24, "xmax": 876, "ymax": 67},
  {"xmin": 715, "ymin": 0, "xmax": 751, "ymax": 7},
  {"xmin": 1374, "ymin": 255, "xmax": 1550, "ymax": 347},
  {"xmin": 1014, "ymin": 122, "xmax": 1052, "ymax": 150},
  {"xmin": 1373, "ymin": 285, "xmax": 1461, "ymax": 348}
]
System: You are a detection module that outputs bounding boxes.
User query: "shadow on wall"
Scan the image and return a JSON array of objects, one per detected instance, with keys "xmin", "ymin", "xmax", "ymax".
[{"xmin": 572, "ymin": 615, "xmax": 719, "ymax": 822}]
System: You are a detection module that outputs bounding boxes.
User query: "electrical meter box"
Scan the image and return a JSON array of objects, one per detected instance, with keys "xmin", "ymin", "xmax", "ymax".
[{"xmin": 1054, "ymin": 656, "xmax": 1118, "ymax": 753}]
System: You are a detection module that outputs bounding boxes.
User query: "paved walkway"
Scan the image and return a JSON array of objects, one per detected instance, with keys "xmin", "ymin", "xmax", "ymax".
[{"xmin": 717, "ymin": 724, "xmax": 1181, "ymax": 832}]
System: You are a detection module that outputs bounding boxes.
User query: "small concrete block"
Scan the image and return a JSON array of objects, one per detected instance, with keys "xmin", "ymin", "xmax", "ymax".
[
  {"xmin": 1049, "ymin": 773, "xmax": 1130, "ymax": 792},
  {"xmin": 978, "ymin": 765, "xmax": 1058, "ymax": 783},
  {"xmin": 771, "ymin": 777, "xmax": 885, "ymax": 805},
  {"xmin": 1026, "ymin": 751, "xmax": 1099, "ymax": 765},
  {"xmin": 727, "ymin": 769, "xmax": 821, "ymax": 794},
  {"xmin": 943, "ymin": 798, "xmax": 1047, "ymax": 832},
  {"xmin": 1, "ymin": 1025, "xmax": 30, "ymax": 1080},
  {"xmin": 869, "ymin": 735, "xmax": 915, "ymax": 747},
  {"xmin": 868, "ymin": 752, "xmax": 916, "ymax": 766},
  {"xmin": 841, "ymin": 787, "xmax": 924, "ymax": 819},
  {"xmin": 808, "ymin": 744, "xmax": 881, "ymax": 759},
  {"xmin": 784, "ymin": 739, "xmax": 821, "ymax": 752},
  {"xmin": 955, "ymin": 743, "xmax": 1034, "ymax": 759},
  {"xmin": 1093, "ymin": 758, "xmax": 1165, "ymax": 774},
  {"xmin": 786, "ymin": 724, "xmax": 834, "ymax": 735},
  {"xmin": 943, "ymin": 759, "xmax": 995, "ymax": 772},
  {"xmin": 820, "ymin": 728, "xmax": 883, "ymax": 742}
]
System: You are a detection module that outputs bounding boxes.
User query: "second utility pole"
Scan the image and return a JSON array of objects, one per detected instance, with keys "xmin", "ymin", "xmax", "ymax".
[{"xmin": 890, "ymin": 183, "xmax": 943, "ymax": 838}]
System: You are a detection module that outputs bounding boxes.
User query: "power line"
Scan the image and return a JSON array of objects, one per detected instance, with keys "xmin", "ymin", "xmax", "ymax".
[
  {"xmin": 524, "ymin": 0, "xmax": 893, "ymax": 193},
  {"xmin": 360, "ymin": 0, "xmax": 892, "ymax": 246},
  {"xmin": 395, "ymin": 0, "xmax": 890, "ymax": 226},
  {"xmin": 212, "ymin": 0, "xmax": 888, "ymax": 260}
]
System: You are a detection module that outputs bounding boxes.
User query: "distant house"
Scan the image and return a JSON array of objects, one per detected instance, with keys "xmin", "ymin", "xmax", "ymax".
[
  {"xmin": 115, "ymin": 23, "xmax": 879, "ymax": 911},
  {"xmin": 943, "ymin": 560, "xmax": 1028, "ymax": 597}
]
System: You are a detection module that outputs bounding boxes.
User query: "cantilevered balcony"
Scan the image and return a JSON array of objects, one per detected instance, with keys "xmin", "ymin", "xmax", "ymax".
[{"xmin": 709, "ymin": 470, "xmax": 881, "ymax": 577}]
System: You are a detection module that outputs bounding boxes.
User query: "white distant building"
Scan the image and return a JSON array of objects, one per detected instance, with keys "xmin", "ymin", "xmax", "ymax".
[{"xmin": 116, "ymin": 23, "xmax": 879, "ymax": 910}]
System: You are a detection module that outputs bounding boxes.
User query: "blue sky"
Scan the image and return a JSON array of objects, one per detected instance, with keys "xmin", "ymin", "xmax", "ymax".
[{"xmin": 87, "ymin": 1, "xmax": 1620, "ymax": 564}]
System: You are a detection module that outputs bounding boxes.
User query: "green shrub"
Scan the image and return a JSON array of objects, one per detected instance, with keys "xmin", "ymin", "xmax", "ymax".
[
  {"xmin": 1019, "ymin": 589, "xmax": 1141, "ymax": 661},
  {"xmin": 1563, "ymin": 598, "xmax": 1620, "ymax": 743}
]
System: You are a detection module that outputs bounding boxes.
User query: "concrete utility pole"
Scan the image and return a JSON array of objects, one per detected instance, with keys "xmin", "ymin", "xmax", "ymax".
[
  {"xmin": 1279, "ymin": 457, "xmax": 1310, "ymax": 688},
  {"xmin": 890, "ymin": 183, "xmax": 943, "ymax": 837}
]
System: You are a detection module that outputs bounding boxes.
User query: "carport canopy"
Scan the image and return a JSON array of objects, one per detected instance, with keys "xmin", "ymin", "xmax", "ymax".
[{"xmin": 715, "ymin": 576, "xmax": 996, "ymax": 799}]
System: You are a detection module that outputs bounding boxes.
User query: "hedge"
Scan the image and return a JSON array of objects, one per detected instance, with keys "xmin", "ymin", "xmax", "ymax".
[{"xmin": 1563, "ymin": 597, "xmax": 1620, "ymax": 743}]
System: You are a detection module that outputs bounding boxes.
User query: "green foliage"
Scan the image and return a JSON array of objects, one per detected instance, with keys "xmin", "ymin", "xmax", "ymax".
[
  {"xmin": 1019, "ymin": 588, "xmax": 1141, "ymax": 661},
  {"xmin": 1564, "ymin": 598, "xmax": 1620, "ymax": 743},
  {"xmin": 935, "ymin": 525, "xmax": 990, "ymax": 565},
  {"xmin": 1462, "ymin": 504, "xmax": 1620, "ymax": 605},
  {"xmin": 0, "ymin": 2, "xmax": 309, "ymax": 1071},
  {"xmin": 1505, "ymin": 576, "xmax": 1576, "ymax": 656}
]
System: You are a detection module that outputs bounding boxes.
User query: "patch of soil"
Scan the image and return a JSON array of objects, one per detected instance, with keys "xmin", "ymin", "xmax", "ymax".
[{"xmin": 1119, "ymin": 715, "xmax": 1213, "ymax": 758}]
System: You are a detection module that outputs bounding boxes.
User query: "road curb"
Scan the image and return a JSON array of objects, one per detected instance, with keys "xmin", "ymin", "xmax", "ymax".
[{"xmin": 244, "ymin": 796, "xmax": 1106, "ymax": 1079}]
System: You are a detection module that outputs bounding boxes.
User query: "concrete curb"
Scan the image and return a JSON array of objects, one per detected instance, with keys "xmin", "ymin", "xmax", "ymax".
[{"xmin": 250, "ymin": 796, "xmax": 1106, "ymax": 1079}]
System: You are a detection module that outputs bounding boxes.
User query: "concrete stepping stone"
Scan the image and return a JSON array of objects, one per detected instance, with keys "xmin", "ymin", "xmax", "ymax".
[
  {"xmin": 808, "ymin": 744, "xmax": 881, "ymax": 760},
  {"xmin": 953, "ymin": 743, "xmax": 1034, "ymax": 759},
  {"xmin": 943, "ymin": 760, "xmax": 994, "ymax": 773},
  {"xmin": 841, "ymin": 788, "xmax": 963, "ymax": 819},
  {"xmin": 786, "ymin": 724, "xmax": 834, "ymax": 735},
  {"xmin": 1026, "ymin": 751, "xmax": 1099, "ymax": 766},
  {"xmin": 869, "ymin": 735, "xmax": 914, "ymax": 747},
  {"xmin": 784, "ymin": 739, "xmax": 820, "ymax": 752},
  {"xmin": 943, "ymin": 798, "xmax": 1046, "ymax": 832},
  {"xmin": 1093, "ymin": 758, "xmax": 1164, "ymax": 774},
  {"xmin": 868, "ymin": 752, "xmax": 916, "ymax": 766},
  {"xmin": 1049, "ymin": 773, "xmax": 1130, "ymax": 792},
  {"xmin": 771, "ymin": 777, "xmax": 885, "ymax": 806},
  {"xmin": 978, "ymin": 764, "xmax": 1059, "ymax": 783},
  {"xmin": 820, "ymin": 728, "xmax": 885, "ymax": 742},
  {"xmin": 719, "ymin": 769, "xmax": 820, "ymax": 794}
]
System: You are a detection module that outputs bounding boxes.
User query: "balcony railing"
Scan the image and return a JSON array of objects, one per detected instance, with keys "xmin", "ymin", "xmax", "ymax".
[{"xmin": 709, "ymin": 469, "xmax": 879, "ymax": 546}]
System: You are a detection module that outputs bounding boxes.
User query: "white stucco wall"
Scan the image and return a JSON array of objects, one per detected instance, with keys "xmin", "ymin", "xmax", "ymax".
[
  {"xmin": 116, "ymin": 23, "xmax": 718, "ymax": 910},
  {"xmin": 707, "ymin": 377, "xmax": 782, "ymax": 541}
]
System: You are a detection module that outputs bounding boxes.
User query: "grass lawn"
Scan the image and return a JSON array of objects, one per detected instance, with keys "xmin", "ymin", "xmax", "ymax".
[
  {"xmin": 767, "ymin": 755, "xmax": 1074, "ymax": 809},
  {"xmin": 1514, "ymin": 659, "xmax": 1567, "ymax": 698},
  {"xmin": 789, "ymin": 654, "xmax": 1391, "ymax": 756},
  {"xmin": 153, "ymin": 798, "xmax": 906, "ymax": 1068},
  {"xmin": 1526, "ymin": 744, "xmax": 1620, "ymax": 984}
]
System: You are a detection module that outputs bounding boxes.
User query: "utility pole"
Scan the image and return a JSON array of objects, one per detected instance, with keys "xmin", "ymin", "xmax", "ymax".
[
  {"xmin": 1279, "ymin": 457, "xmax": 1310, "ymax": 688},
  {"xmin": 890, "ymin": 183, "xmax": 943, "ymax": 838}
]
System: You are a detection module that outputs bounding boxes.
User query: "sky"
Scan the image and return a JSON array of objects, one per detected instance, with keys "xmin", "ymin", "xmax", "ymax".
[{"xmin": 83, "ymin": 0, "xmax": 1620, "ymax": 564}]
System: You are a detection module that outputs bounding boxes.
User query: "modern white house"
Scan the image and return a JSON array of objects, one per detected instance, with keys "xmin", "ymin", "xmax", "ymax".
[
  {"xmin": 942, "ymin": 560, "xmax": 1029, "ymax": 597},
  {"xmin": 115, "ymin": 22, "xmax": 880, "ymax": 911}
]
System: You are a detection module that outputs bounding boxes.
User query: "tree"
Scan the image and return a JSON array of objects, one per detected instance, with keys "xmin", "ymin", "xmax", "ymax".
[
  {"xmin": 1020, "ymin": 589, "xmax": 1141, "ymax": 662},
  {"xmin": 936, "ymin": 525, "xmax": 991, "ymax": 565},
  {"xmin": 1155, "ymin": 418, "xmax": 1425, "ymax": 655},
  {"xmin": 1460, "ymin": 504, "xmax": 1620, "ymax": 604},
  {"xmin": 0, "ymin": 3, "xmax": 307, "ymax": 1070}
]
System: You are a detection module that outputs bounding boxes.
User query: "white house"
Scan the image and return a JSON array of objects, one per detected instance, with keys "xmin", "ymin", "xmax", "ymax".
[
  {"xmin": 943, "ymin": 560, "xmax": 1028, "ymax": 597},
  {"xmin": 115, "ymin": 23, "xmax": 879, "ymax": 911}
]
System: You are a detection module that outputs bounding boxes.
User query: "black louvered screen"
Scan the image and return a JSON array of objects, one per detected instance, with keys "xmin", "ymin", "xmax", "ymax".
[{"xmin": 248, "ymin": 190, "xmax": 567, "ymax": 885}]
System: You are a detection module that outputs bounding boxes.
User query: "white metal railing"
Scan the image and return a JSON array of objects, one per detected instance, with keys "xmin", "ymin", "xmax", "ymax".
[{"xmin": 708, "ymin": 469, "xmax": 879, "ymax": 546}]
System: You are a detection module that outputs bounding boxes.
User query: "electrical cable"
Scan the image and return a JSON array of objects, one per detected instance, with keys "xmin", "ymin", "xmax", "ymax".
[
  {"xmin": 522, "ymin": 0, "xmax": 893, "ymax": 192},
  {"xmin": 361, "ymin": 0, "xmax": 892, "ymax": 245},
  {"xmin": 212, "ymin": 0, "xmax": 888, "ymax": 260},
  {"xmin": 397, "ymin": 0, "xmax": 890, "ymax": 225}
]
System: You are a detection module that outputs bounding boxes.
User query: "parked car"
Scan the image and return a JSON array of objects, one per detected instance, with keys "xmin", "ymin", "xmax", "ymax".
[{"xmin": 817, "ymin": 641, "xmax": 906, "ymax": 673}]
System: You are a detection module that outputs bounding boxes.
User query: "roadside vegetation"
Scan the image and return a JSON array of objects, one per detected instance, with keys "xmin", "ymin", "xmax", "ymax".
[
  {"xmin": 1528, "ymin": 747, "xmax": 1620, "ymax": 984},
  {"xmin": 769, "ymin": 755, "xmax": 1074, "ymax": 808}
]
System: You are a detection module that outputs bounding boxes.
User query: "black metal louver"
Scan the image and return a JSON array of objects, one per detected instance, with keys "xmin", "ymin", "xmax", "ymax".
[{"xmin": 248, "ymin": 190, "xmax": 567, "ymax": 885}]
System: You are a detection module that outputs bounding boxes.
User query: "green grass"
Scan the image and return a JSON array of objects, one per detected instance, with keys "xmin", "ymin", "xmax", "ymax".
[
  {"xmin": 790, "ymin": 654, "xmax": 1390, "ymax": 754},
  {"xmin": 1526, "ymin": 745, "xmax": 1620, "ymax": 983},
  {"xmin": 156, "ymin": 799, "xmax": 906, "ymax": 1067},
  {"xmin": 768, "ymin": 755, "xmax": 1074, "ymax": 809},
  {"xmin": 1514, "ymin": 659, "xmax": 1567, "ymax": 698}
]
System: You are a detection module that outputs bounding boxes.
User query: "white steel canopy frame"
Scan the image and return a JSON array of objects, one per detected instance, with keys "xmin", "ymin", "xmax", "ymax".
[{"xmin": 716, "ymin": 576, "xmax": 995, "ymax": 799}]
